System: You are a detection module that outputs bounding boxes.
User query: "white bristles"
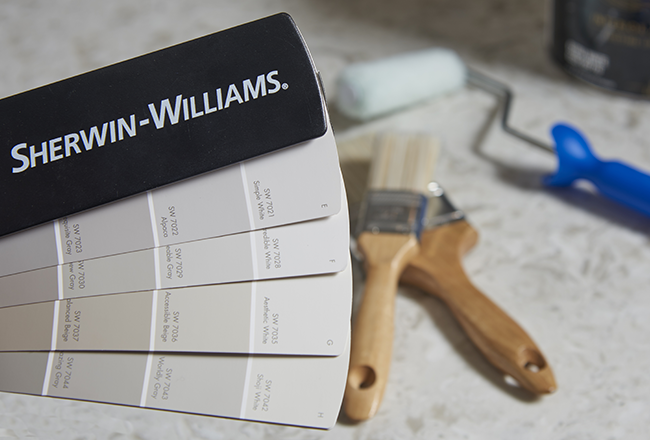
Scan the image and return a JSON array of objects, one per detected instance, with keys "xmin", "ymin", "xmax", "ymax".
[
  {"xmin": 367, "ymin": 133, "xmax": 441, "ymax": 193},
  {"xmin": 336, "ymin": 48, "xmax": 467, "ymax": 121}
]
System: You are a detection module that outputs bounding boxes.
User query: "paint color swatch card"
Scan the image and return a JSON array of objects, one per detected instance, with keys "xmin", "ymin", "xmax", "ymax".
[
  {"xmin": 0, "ymin": 334, "xmax": 350, "ymax": 429},
  {"xmin": 0, "ymin": 125, "xmax": 341, "ymax": 278},
  {"xmin": 0, "ymin": 263, "xmax": 351, "ymax": 356},
  {"xmin": 0, "ymin": 191, "xmax": 349, "ymax": 309},
  {"xmin": 0, "ymin": 13, "xmax": 327, "ymax": 237}
]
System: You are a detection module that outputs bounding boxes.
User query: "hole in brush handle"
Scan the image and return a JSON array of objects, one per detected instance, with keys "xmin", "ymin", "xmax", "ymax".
[
  {"xmin": 518, "ymin": 347, "xmax": 548, "ymax": 372},
  {"xmin": 348, "ymin": 365, "xmax": 377, "ymax": 390}
]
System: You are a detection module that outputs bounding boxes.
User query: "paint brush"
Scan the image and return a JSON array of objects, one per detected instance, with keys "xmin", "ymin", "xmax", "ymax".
[
  {"xmin": 400, "ymin": 184, "xmax": 557, "ymax": 395},
  {"xmin": 344, "ymin": 133, "xmax": 438, "ymax": 421}
]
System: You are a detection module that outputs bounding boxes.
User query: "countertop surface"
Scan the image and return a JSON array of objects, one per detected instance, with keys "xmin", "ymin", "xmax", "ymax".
[{"xmin": 2, "ymin": 1, "xmax": 650, "ymax": 439}]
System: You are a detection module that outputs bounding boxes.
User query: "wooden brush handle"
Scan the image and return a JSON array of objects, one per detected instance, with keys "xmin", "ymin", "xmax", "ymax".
[
  {"xmin": 344, "ymin": 231, "xmax": 420, "ymax": 421},
  {"xmin": 401, "ymin": 220, "xmax": 557, "ymax": 395}
]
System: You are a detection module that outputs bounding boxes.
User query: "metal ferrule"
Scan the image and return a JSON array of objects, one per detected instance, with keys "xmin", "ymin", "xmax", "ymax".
[
  {"xmin": 423, "ymin": 182, "xmax": 465, "ymax": 228},
  {"xmin": 356, "ymin": 190, "xmax": 428, "ymax": 238}
]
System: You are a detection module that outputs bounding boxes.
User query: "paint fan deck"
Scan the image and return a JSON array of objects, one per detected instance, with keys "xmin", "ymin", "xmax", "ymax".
[{"xmin": 0, "ymin": 13, "xmax": 351, "ymax": 430}]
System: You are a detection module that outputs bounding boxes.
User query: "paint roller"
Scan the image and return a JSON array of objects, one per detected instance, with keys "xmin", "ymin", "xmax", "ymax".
[{"xmin": 335, "ymin": 49, "xmax": 650, "ymax": 218}]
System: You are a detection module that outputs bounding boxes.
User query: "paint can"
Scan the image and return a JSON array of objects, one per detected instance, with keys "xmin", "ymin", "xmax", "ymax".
[{"xmin": 550, "ymin": 0, "xmax": 650, "ymax": 96}]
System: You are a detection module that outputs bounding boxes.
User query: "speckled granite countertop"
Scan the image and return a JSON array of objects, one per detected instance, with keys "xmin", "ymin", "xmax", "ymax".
[{"xmin": 1, "ymin": 1, "xmax": 650, "ymax": 439}]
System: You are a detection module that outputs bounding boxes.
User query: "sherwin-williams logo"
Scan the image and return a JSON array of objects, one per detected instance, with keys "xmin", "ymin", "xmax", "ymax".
[{"xmin": 9, "ymin": 70, "xmax": 288, "ymax": 174}]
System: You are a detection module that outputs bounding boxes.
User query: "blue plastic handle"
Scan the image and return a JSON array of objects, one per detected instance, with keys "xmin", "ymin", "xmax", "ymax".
[{"xmin": 543, "ymin": 123, "xmax": 650, "ymax": 218}]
